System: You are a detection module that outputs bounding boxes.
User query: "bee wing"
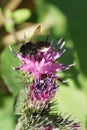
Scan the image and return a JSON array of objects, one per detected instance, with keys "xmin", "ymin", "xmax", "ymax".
[{"xmin": 30, "ymin": 25, "xmax": 41, "ymax": 43}]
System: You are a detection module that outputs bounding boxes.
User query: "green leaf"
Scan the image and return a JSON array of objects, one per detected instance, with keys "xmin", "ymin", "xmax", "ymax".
[
  {"xmin": 56, "ymin": 84, "xmax": 87, "ymax": 130},
  {"xmin": 4, "ymin": 10, "xmax": 14, "ymax": 33},
  {"xmin": 1, "ymin": 46, "xmax": 23, "ymax": 95},
  {"xmin": 15, "ymin": 89, "xmax": 25, "ymax": 115},
  {"xmin": 4, "ymin": 20, "xmax": 14, "ymax": 33},
  {"xmin": 0, "ymin": 96, "xmax": 15, "ymax": 130},
  {"xmin": 12, "ymin": 8, "xmax": 31, "ymax": 24}
]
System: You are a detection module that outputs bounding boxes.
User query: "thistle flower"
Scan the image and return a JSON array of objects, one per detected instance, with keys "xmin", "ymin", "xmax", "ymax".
[
  {"xmin": 30, "ymin": 74, "xmax": 57, "ymax": 106},
  {"xmin": 15, "ymin": 38, "xmax": 74, "ymax": 81},
  {"xmin": 9, "ymin": 34, "xmax": 81, "ymax": 130}
]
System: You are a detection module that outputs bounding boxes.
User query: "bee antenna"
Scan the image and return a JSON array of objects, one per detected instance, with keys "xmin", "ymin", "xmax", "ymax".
[
  {"xmin": 46, "ymin": 32, "xmax": 50, "ymax": 42},
  {"xmin": 24, "ymin": 33, "xmax": 28, "ymax": 43}
]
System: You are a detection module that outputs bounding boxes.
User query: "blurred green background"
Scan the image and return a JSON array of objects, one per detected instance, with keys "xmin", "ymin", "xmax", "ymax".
[{"xmin": 0, "ymin": 0, "xmax": 87, "ymax": 130}]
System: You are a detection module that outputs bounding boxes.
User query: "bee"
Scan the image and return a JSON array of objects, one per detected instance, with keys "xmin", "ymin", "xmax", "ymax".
[{"xmin": 20, "ymin": 25, "xmax": 50, "ymax": 57}]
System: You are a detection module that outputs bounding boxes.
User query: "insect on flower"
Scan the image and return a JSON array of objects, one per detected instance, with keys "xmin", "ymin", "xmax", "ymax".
[
  {"xmin": 9, "ymin": 25, "xmax": 74, "ymax": 83},
  {"xmin": 20, "ymin": 25, "xmax": 50, "ymax": 58}
]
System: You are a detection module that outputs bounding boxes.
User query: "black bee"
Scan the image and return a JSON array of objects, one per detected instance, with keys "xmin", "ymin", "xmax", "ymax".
[{"xmin": 20, "ymin": 25, "xmax": 50, "ymax": 57}]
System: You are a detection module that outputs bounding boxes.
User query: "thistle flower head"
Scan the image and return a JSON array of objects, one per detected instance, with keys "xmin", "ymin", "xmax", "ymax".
[
  {"xmin": 16, "ymin": 38, "xmax": 73, "ymax": 80},
  {"xmin": 10, "ymin": 32, "xmax": 81, "ymax": 130},
  {"xmin": 30, "ymin": 74, "xmax": 57, "ymax": 106}
]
